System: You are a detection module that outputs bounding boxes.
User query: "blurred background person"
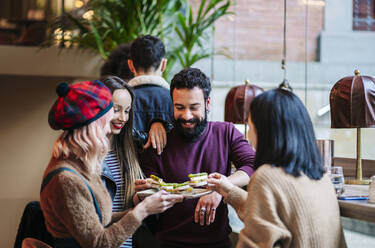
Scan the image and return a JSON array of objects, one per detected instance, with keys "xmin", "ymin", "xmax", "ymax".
[
  {"xmin": 100, "ymin": 43, "xmax": 134, "ymax": 82},
  {"xmin": 128, "ymin": 35, "xmax": 173, "ymax": 155}
]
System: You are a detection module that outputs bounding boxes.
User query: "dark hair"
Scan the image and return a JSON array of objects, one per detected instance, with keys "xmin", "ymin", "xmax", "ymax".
[
  {"xmin": 130, "ymin": 35, "xmax": 165, "ymax": 71},
  {"xmin": 102, "ymin": 76, "xmax": 143, "ymax": 208},
  {"xmin": 249, "ymin": 88, "xmax": 324, "ymax": 180},
  {"xmin": 170, "ymin": 68, "xmax": 211, "ymax": 101},
  {"xmin": 100, "ymin": 43, "xmax": 133, "ymax": 81}
]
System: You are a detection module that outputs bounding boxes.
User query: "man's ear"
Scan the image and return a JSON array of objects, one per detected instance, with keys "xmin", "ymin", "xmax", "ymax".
[
  {"xmin": 128, "ymin": 59, "xmax": 137, "ymax": 75},
  {"xmin": 160, "ymin": 58, "xmax": 167, "ymax": 72},
  {"xmin": 206, "ymin": 96, "xmax": 211, "ymax": 111}
]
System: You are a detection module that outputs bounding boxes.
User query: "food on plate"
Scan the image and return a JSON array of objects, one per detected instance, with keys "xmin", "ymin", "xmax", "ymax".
[
  {"xmin": 146, "ymin": 174, "xmax": 164, "ymax": 188},
  {"xmin": 188, "ymin": 172, "xmax": 208, "ymax": 187},
  {"xmin": 160, "ymin": 183, "xmax": 177, "ymax": 193},
  {"xmin": 174, "ymin": 182, "xmax": 193, "ymax": 193},
  {"xmin": 145, "ymin": 172, "xmax": 209, "ymax": 193}
]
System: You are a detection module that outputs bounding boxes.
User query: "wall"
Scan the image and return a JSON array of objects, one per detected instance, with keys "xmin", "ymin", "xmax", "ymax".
[
  {"xmin": 212, "ymin": 0, "xmax": 324, "ymax": 61},
  {"xmin": 0, "ymin": 45, "xmax": 103, "ymax": 77},
  {"xmin": 0, "ymin": 46, "xmax": 101, "ymax": 247},
  {"xmin": 0, "ymin": 75, "xmax": 70, "ymax": 247}
]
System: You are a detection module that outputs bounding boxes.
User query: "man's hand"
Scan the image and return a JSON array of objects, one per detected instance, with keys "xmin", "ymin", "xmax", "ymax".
[
  {"xmin": 144, "ymin": 122, "xmax": 167, "ymax": 155},
  {"xmin": 194, "ymin": 191, "xmax": 222, "ymax": 226}
]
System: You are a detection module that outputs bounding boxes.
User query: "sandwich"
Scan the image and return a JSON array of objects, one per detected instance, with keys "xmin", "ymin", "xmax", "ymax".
[
  {"xmin": 146, "ymin": 174, "xmax": 164, "ymax": 188},
  {"xmin": 160, "ymin": 183, "xmax": 177, "ymax": 193},
  {"xmin": 174, "ymin": 182, "xmax": 193, "ymax": 193},
  {"xmin": 188, "ymin": 172, "xmax": 208, "ymax": 187}
]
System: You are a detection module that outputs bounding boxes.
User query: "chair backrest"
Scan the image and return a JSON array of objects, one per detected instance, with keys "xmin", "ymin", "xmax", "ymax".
[
  {"xmin": 22, "ymin": 238, "xmax": 52, "ymax": 248},
  {"xmin": 13, "ymin": 201, "xmax": 54, "ymax": 248}
]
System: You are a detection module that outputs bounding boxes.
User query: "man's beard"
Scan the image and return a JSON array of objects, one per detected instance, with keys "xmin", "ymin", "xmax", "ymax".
[{"xmin": 174, "ymin": 111, "xmax": 208, "ymax": 142}]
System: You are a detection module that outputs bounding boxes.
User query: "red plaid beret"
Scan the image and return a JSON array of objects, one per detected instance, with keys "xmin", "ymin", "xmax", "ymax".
[{"xmin": 48, "ymin": 80, "xmax": 113, "ymax": 130}]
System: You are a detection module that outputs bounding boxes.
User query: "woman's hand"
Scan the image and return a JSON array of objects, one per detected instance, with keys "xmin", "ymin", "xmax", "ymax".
[
  {"xmin": 134, "ymin": 179, "xmax": 151, "ymax": 192},
  {"xmin": 133, "ymin": 179, "xmax": 152, "ymax": 204},
  {"xmin": 134, "ymin": 191, "xmax": 183, "ymax": 219},
  {"xmin": 207, "ymin": 173, "xmax": 234, "ymax": 199}
]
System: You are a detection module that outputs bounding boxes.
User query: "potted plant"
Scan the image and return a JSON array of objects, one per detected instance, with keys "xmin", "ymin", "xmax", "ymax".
[{"xmin": 45, "ymin": 0, "xmax": 231, "ymax": 79}]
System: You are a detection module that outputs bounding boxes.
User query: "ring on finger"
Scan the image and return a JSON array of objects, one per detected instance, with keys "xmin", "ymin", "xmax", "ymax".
[{"xmin": 200, "ymin": 208, "xmax": 206, "ymax": 215}]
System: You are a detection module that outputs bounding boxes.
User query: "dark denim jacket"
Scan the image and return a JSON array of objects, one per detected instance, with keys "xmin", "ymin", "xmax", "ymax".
[
  {"xmin": 132, "ymin": 84, "xmax": 173, "ymax": 133},
  {"xmin": 127, "ymin": 75, "xmax": 174, "ymax": 155}
]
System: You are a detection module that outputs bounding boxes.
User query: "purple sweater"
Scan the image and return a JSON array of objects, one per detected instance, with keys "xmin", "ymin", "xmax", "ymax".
[{"xmin": 140, "ymin": 122, "xmax": 255, "ymax": 247}]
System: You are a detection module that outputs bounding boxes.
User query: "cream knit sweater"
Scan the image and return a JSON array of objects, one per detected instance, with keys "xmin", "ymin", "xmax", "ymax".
[{"xmin": 226, "ymin": 164, "xmax": 346, "ymax": 248}]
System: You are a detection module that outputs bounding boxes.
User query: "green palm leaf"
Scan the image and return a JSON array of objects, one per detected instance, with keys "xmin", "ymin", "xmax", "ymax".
[{"xmin": 44, "ymin": 0, "xmax": 231, "ymax": 80}]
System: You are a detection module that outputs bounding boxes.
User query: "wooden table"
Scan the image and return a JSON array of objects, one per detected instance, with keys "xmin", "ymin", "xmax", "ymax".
[{"xmin": 338, "ymin": 185, "xmax": 375, "ymax": 223}]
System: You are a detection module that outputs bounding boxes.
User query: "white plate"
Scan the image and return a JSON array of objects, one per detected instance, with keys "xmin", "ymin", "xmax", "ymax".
[{"xmin": 137, "ymin": 188, "xmax": 212, "ymax": 199}]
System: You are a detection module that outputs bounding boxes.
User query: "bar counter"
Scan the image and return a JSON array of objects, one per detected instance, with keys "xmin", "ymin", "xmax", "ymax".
[{"xmin": 338, "ymin": 185, "xmax": 375, "ymax": 223}]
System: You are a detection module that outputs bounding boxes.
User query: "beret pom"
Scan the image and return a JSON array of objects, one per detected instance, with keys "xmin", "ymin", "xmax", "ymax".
[{"xmin": 56, "ymin": 82, "xmax": 70, "ymax": 97}]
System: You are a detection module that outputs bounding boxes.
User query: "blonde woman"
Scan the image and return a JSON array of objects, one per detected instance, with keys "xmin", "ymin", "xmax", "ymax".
[{"xmin": 40, "ymin": 80, "xmax": 182, "ymax": 248}]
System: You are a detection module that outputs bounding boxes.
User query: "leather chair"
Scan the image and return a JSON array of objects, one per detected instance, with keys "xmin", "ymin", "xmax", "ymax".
[{"xmin": 22, "ymin": 238, "xmax": 52, "ymax": 248}]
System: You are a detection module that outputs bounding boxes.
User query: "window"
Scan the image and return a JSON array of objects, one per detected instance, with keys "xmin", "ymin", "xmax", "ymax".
[{"xmin": 353, "ymin": 0, "xmax": 375, "ymax": 31}]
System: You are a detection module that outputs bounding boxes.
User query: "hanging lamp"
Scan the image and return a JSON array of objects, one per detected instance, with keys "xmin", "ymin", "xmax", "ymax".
[
  {"xmin": 224, "ymin": 79, "xmax": 264, "ymax": 132},
  {"xmin": 330, "ymin": 69, "xmax": 375, "ymax": 184}
]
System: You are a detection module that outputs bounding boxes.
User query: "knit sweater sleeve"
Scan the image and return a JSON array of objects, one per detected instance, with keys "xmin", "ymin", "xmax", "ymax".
[
  {"xmin": 236, "ymin": 166, "xmax": 292, "ymax": 248},
  {"xmin": 225, "ymin": 186, "xmax": 248, "ymax": 220},
  {"xmin": 43, "ymin": 171, "xmax": 142, "ymax": 248},
  {"xmin": 110, "ymin": 210, "xmax": 130, "ymax": 224}
]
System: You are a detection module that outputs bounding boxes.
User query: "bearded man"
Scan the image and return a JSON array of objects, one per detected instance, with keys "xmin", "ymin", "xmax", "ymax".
[{"xmin": 136, "ymin": 68, "xmax": 255, "ymax": 248}]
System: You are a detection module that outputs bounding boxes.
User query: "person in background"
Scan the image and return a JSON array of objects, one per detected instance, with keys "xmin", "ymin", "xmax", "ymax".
[
  {"xmin": 208, "ymin": 87, "xmax": 347, "ymax": 248},
  {"xmin": 100, "ymin": 43, "xmax": 134, "ymax": 82},
  {"xmin": 40, "ymin": 80, "xmax": 182, "ymax": 248},
  {"xmin": 135, "ymin": 68, "xmax": 255, "ymax": 248},
  {"xmin": 100, "ymin": 41, "xmax": 167, "ymax": 157},
  {"xmin": 128, "ymin": 35, "xmax": 173, "ymax": 155}
]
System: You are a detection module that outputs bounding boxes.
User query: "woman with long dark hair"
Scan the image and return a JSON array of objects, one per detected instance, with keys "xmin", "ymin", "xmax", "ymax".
[{"xmin": 208, "ymin": 88, "xmax": 346, "ymax": 247}]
